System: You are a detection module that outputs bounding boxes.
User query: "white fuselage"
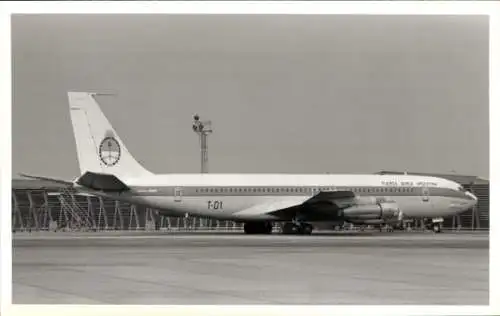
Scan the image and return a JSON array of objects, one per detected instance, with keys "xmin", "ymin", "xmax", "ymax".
[{"xmin": 86, "ymin": 173, "xmax": 475, "ymax": 222}]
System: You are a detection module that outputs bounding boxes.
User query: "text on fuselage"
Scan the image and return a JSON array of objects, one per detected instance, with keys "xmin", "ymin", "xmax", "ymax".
[{"xmin": 381, "ymin": 181, "xmax": 438, "ymax": 187}]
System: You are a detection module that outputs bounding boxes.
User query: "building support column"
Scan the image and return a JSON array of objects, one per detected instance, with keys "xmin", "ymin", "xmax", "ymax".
[
  {"xmin": 12, "ymin": 192, "xmax": 23, "ymax": 231},
  {"xmin": 98, "ymin": 196, "xmax": 109, "ymax": 230},
  {"xmin": 42, "ymin": 191, "xmax": 52, "ymax": 231},
  {"xmin": 87, "ymin": 196, "xmax": 97, "ymax": 230},
  {"xmin": 114, "ymin": 200, "xmax": 124, "ymax": 230},
  {"xmin": 128, "ymin": 204, "xmax": 140, "ymax": 230},
  {"xmin": 27, "ymin": 191, "xmax": 39, "ymax": 231}
]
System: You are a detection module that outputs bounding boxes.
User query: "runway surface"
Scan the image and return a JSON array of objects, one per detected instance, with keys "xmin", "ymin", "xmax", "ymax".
[{"xmin": 12, "ymin": 231, "xmax": 489, "ymax": 305}]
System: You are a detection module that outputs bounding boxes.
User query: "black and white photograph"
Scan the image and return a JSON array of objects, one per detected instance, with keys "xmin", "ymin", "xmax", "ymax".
[{"xmin": 4, "ymin": 2, "xmax": 496, "ymax": 312}]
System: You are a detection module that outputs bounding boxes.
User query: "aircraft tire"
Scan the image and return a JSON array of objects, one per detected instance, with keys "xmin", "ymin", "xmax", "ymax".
[
  {"xmin": 282, "ymin": 222, "xmax": 299, "ymax": 235},
  {"xmin": 282, "ymin": 222, "xmax": 313, "ymax": 235},
  {"xmin": 244, "ymin": 222, "xmax": 273, "ymax": 234},
  {"xmin": 300, "ymin": 223, "xmax": 313, "ymax": 235},
  {"xmin": 432, "ymin": 223, "xmax": 442, "ymax": 233}
]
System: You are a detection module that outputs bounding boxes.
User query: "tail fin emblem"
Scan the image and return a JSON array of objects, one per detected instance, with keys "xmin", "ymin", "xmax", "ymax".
[{"xmin": 99, "ymin": 136, "xmax": 121, "ymax": 166}]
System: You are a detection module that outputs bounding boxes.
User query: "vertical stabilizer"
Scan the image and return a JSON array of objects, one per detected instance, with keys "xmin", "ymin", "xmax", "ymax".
[{"xmin": 67, "ymin": 92, "xmax": 153, "ymax": 178}]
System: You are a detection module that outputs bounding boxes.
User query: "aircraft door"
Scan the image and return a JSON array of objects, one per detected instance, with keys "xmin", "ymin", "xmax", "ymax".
[
  {"xmin": 421, "ymin": 186, "xmax": 429, "ymax": 202},
  {"xmin": 174, "ymin": 187, "xmax": 183, "ymax": 202}
]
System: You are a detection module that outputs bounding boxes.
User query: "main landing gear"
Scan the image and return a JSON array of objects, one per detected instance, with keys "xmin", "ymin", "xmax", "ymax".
[
  {"xmin": 282, "ymin": 222, "xmax": 313, "ymax": 235},
  {"xmin": 242, "ymin": 221, "xmax": 314, "ymax": 235},
  {"xmin": 243, "ymin": 221, "xmax": 273, "ymax": 234}
]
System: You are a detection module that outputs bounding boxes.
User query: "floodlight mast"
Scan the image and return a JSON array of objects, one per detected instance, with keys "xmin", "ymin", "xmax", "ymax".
[{"xmin": 192, "ymin": 114, "xmax": 213, "ymax": 173}]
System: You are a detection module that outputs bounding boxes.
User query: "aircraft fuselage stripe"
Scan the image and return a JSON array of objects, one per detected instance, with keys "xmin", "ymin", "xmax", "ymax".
[{"xmin": 123, "ymin": 185, "xmax": 471, "ymax": 200}]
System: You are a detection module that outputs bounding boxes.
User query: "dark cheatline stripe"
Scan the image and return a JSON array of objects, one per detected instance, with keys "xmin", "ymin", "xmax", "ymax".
[{"xmin": 124, "ymin": 185, "xmax": 470, "ymax": 200}]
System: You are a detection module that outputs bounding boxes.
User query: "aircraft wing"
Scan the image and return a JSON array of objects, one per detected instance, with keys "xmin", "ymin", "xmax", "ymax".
[
  {"xmin": 232, "ymin": 190, "xmax": 356, "ymax": 220},
  {"xmin": 303, "ymin": 190, "xmax": 356, "ymax": 208}
]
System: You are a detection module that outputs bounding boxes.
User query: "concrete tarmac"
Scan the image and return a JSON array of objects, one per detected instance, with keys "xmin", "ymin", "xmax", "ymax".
[{"xmin": 12, "ymin": 231, "xmax": 489, "ymax": 305}]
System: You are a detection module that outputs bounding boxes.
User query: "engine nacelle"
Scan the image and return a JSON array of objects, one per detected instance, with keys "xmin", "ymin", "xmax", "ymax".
[{"xmin": 342, "ymin": 202, "xmax": 401, "ymax": 220}]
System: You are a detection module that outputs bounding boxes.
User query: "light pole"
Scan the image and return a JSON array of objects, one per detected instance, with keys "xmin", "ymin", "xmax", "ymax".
[{"xmin": 192, "ymin": 114, "xmax": 213, "ymax": 173}]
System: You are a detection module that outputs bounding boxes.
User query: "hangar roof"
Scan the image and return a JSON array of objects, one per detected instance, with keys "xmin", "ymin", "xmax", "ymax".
[{"xmin": 375, "ymin": 171, "xmax": 489, "ymax": 185}]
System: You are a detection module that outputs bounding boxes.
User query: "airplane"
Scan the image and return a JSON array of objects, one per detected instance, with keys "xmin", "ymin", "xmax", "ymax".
[{"xmin": 20, "ymin": 92, "xmax": 478, "ymax": 235}]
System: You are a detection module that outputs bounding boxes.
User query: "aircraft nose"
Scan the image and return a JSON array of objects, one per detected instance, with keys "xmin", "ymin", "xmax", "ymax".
[{"xmin": 465, "ymin": 191, "xmax": 478, "ymax": 205}]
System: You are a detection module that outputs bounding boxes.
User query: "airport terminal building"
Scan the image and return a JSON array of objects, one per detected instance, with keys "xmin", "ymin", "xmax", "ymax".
[{"xmin": 11, "ymin": 171, "xmax": 489, "ymax": 232}]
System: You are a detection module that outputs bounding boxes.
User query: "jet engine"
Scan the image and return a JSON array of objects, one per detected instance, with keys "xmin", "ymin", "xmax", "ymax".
[{"xmin": 342, "ymin": 202, "xmax": 401, "ymax": 221}]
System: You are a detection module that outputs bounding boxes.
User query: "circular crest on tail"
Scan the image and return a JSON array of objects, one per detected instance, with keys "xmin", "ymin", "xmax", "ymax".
[{"xmin": 99, "ymin": 136, "xmax": 121, "ymax": 166}]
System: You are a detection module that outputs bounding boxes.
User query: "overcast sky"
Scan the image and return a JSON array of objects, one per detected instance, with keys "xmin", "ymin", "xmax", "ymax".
[{"xmin": 11, "ymin": 14, "xmax": 489, "ymax": 179}]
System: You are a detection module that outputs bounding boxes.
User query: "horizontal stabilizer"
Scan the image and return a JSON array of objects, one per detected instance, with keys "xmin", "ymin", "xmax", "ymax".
[
  {"xmin": 75, "ymin": 171, "xmax": 130, "ymax": 192},
  {"xmin": 18, "ymin": 173, "xmax": 75, "ymax": 187}
]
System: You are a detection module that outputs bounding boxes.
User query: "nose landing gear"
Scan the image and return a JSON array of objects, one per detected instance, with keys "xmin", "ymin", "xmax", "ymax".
[
  {"xmin": 424, "ymin": 217, "xmax": 443, "ymax": 233},
  {"xmin": 432, "ymin": 222, "xmax": 442, "ymax": 233}
]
